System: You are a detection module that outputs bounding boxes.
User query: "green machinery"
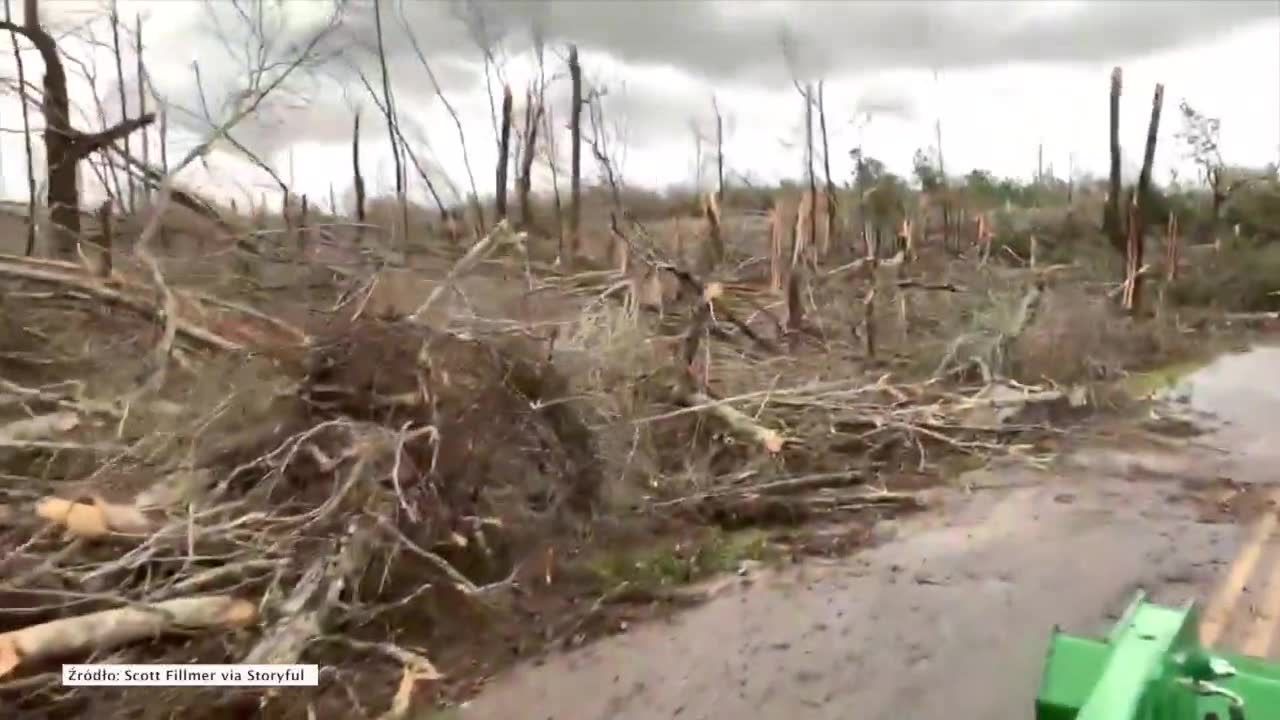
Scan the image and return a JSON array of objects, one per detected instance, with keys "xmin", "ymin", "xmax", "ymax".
[{"xmin": 1038, "ymin": 591, "xmax": 1280, "ymax": 719}]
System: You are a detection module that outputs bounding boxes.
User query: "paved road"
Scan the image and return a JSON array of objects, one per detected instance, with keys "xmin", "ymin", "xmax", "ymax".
[{"xmin": 459, "ymin": 346, "xmax": 1280, "ymax": 720}]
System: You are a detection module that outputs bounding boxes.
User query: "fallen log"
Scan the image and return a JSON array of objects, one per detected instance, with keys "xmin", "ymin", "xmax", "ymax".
[{"xmin": 0, "ymin": 595, "xmax": 257, "ymax": 677}]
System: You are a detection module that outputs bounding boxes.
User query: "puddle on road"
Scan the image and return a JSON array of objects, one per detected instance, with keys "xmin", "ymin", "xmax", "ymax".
[{"xmin": 1152, "ymin": 345, "xmax": 1280, "ymax": 484}]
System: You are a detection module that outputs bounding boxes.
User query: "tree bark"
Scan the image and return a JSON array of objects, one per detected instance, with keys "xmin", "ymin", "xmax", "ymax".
[
  {"xmin": 518, "ymin": 88, "xmax": 542, "ymax": 228},
  {"xmin": 352, "ymin": 112, "xmax": 366, "ymax": 240},
  {"xmin": 495, "ymin": 85, "xmax": 512, "ymax": 221},
  {"xmin": 1106, "ymin": 66, "xmax": 1124, "ymax": 253},
  {"xmin": 1126, "ymin": 83, "xmax": 1164, "ymax": 316},
  {"xmin": 817, "ymin": 81, "xmax": 836, "ymax": 257}
]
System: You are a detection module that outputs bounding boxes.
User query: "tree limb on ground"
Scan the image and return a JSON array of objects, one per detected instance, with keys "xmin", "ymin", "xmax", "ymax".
[{"xmin": 0, "ymin": 595, "xmax": 257, "ymax": 677}]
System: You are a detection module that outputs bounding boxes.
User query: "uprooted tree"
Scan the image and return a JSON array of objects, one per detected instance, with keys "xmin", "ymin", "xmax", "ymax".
[{"xmin": 2, "ymin": 0, "xmax": 155, "ymax": 259}]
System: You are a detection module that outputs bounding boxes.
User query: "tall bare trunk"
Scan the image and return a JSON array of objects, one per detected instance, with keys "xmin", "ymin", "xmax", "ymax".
[
  {"xmin": 6, "ymin": 0, "xmax": 36, "ymax": 255},
  {"xmin": 935, "ymin": 118, "xmax": 950, "ymax": 252},
  {"xmin": 352, "ymin": 112, "xmax": 366, "ymax": 240},
  {"xmin": 568, "ymin": 45, "xmax": 582, "ymax": 264},
  {"xmin": 109, "ymin": 1, "xmax": 133, "ymax": 213},
  {"xmin": 817, "ymin": 81, "xmax": 836, "ymax": 256},
  {"xmin": 372, "ymin": 0, "xmax": 404, "ymax": 243},
  {"xmin": 495, "ymin": 85, "xmax": 512, "ymax": 221},
  {"xmin": 1126, "ymin": 83, "xmax": 1165, "ymax": 315},
  {"xmin": 1106, "ymin": 67, "xmax": 1124, "ymax": 253},
  {"xmin": 712, "ymin": 96, "xmax": 724, "ymax": 200},
  {"xmin": 804, "ymin": 84, "xmax": 817, "ymax": 268},
  {"xmin": 518, "ymin": 88, "xmax": 541, "ymax": 228},
  {"xmin": 135, "ymin": 13, "xmax": 148, "ymax": 209},
  {"xmin": 158, "ymin": 107, "xmax": 168, "ymax": 247}
]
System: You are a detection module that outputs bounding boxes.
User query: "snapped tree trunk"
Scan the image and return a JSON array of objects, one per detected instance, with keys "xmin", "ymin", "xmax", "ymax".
[
  {"xmin": 109, "ymin": 1, "xmax": 133, "ymax": 213},
  {"xmin": 495, "ymin": 85, "xmax": 512, "ymax": 221},
  {"xmin": 352, "ymin": 112, "xmax": 366, "ymax": 240},
  {"xmin": 1106, "ymin": 66, "xmax": 1124, "ymax": 253},
  {"xmin": 518, "ymin": 88, "xmax": 542, "ymax": 229},
  {"xmin": 817, "ymin": 82, "xmax": 836, "ymax": 257},
  {"xmin": 1126, "ymin": 82, "xmax": 1165, "ymax": 315}
]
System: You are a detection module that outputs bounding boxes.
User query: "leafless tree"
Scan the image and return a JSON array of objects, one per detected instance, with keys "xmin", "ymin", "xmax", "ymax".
[
  {"xmin": 816, "ymin": 81, "xmax": 836, "ymax": 254},
  {"xmin": 134, "ymin": 12, "xmax": 147, "ymax": 208},
  {"xmin": 1106, "ymin": 67, "xmax": 1124, "ymax": 252},
  {"xmin": 109, "ymin": 0, "xmax": 134, "ymax": 212},
  {"xmin": 517, "ymin": 86, "xmax": 542, "ymax": 229},
  {"xmin": 5, "ymin": 0, "xmax": 36, "ymax": 255},
  {"xmin": 1, "ymin": 0, "xmax": 155, "ymax": 258},
  {"xmin": 1176, "ymin": 99, "xmax": 1264, "ymax": 233},
  {"xmin": 397, "ymin": 0, "xmax": 484, "ymax": 236},
  {"xmin": 495, "ymin": 85, "xmax": 512, "ymax": 221},
  {"xmin": 352, "ymin": 111, "xmax": 366, "ymax": 234},
  {"xmin": 711, "ymin": 95, "xmax": 725, "ymax": 200},
  {"xmin": 568, "ymin": 44, "xmax": 582, "ymax": 263},
  {"xmin": 371, "ymin": 0, "xmax": 407, "ymax": 243}
]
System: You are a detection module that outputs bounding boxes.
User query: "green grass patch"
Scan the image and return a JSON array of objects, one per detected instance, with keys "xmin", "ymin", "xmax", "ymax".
[
  {"xmin": 588, "ymin": 529, "xmax": 776, "ymax": 590},
  {"xmin": 1119, "ymin": 358, "xmax": 1211, "ymax": 399}
]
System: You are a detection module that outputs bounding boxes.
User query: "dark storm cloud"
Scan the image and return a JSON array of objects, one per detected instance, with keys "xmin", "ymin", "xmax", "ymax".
[
  {"xmin": 60, "ymin": 0, "xmax": 1273, "ymax": 177},
  {"xmin": 367, "ymin": 0, "xmax": 1279, "ymax": 87}
]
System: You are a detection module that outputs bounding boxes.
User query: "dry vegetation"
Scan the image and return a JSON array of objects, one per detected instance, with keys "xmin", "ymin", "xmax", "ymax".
[{"xmin": 1, "ymin": 2, "xmax": 1278, "ymax": 718}]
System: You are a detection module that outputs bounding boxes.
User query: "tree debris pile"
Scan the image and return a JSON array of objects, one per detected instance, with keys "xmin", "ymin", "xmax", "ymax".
[{"xmin": 0, "ymin": 267, "xmax": 608, "ymax": 717}]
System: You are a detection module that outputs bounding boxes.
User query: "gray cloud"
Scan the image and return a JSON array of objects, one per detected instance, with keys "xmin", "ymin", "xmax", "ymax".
[
  {"xmin": 368, "ymin": 0, "xmax": 1278, "ymax": 88},
  {"xmin": 30, "ymin": 0, "xmax": 1273, "ymax": 196}
]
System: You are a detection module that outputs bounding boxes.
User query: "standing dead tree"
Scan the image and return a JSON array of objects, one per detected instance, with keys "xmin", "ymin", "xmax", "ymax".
[
  {"xmin": 398, "ymin": 4, "xmax": 484, "ymax": 238},
  {"xmin": 134, "ymin": 12, "xmax": 147, "ymax": 209},
  {"xmin": 352, "ymin": 112, "xmax": 367, "ymax": 239},
  {"xmin": 1, "ymin": 2, "xmax": 155, "ymax": 259},
  {"xmin": 371, "ymin": 0, "xmax": 407, "ymax": 244},
  {"xmin": 5, "ymin": 0, "xmax": 36, "ymax": 255},
  {"xmin": 567, "ymin": 45, "xmax": 583, "ymax": 265},
  {"xmin": 1123, "ymin": 83, "xmax": 1165, "ymax": 315},
  {"xmin": 495, "ymin": 85, "xmax": 513, "ymax": 221},
  {"xmin": 932, "ymin": 80, "xmax": 951, "ymax": 251},
  {"xmin": 1106, "ymin": 67, "xmax": 1124, "ymax": 253},
  {"xmin": 108, "ymin": 0, "xmax": 134, "ymax": 213},
  {"xmin": 711, "ymin": 95, "xmax": 725, "ymax": 199},
  {"xmin": 517, "ymin": 87, "xmax": 542, "ymax": 229},
  {"xmin": 817, "ymin": 81, "xmax": 837, "ymax": 257},
  {"xmin": 1176, "ymin": 100, "xmax": 1264, "ymax": 240}
]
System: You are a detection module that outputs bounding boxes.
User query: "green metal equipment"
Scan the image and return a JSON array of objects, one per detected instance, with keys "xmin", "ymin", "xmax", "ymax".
[{"xmin": 1038, "ymin": 591, "xmax": 1280, "ymax": 719}]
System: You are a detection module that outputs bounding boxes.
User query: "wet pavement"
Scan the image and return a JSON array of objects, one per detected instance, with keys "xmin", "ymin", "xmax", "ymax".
[{"xmin": 459, "ymin": 347, "xmax": 1280, "ymax": 720}]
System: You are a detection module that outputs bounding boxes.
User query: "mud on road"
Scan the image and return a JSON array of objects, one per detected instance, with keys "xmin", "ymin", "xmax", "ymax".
[{"xmin": 458, "ymin": 346, "xmax": 1280, "ymax": 720}]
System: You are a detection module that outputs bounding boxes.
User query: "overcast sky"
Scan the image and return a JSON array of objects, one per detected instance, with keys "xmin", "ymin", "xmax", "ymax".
[{"xmin": 0, "ymin": 0, "xmax": 1276, "ymax": 211}]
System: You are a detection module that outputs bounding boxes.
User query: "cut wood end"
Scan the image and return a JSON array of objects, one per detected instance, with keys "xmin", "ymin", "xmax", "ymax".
[
  {"xmin": 703, "ymin": 282, "xmax": 724, "ymax": 302},
  {"xmin": 219, "ymin": 599, "xmax": 259, "ymax": 628},
  {"xmin": 0, "ymin": 636, "xmax": 18, "ymax": 677},
  {"xmin": 762, "ymin": 431, "xmax": 785, "ymax": 454},
  {"xmin": 35, "ymin": 497, "xmax": 110, "ymax": 539},
  {"xmin": 34, "ymin": 496, "xmax": 155, "ymax": 538}
]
